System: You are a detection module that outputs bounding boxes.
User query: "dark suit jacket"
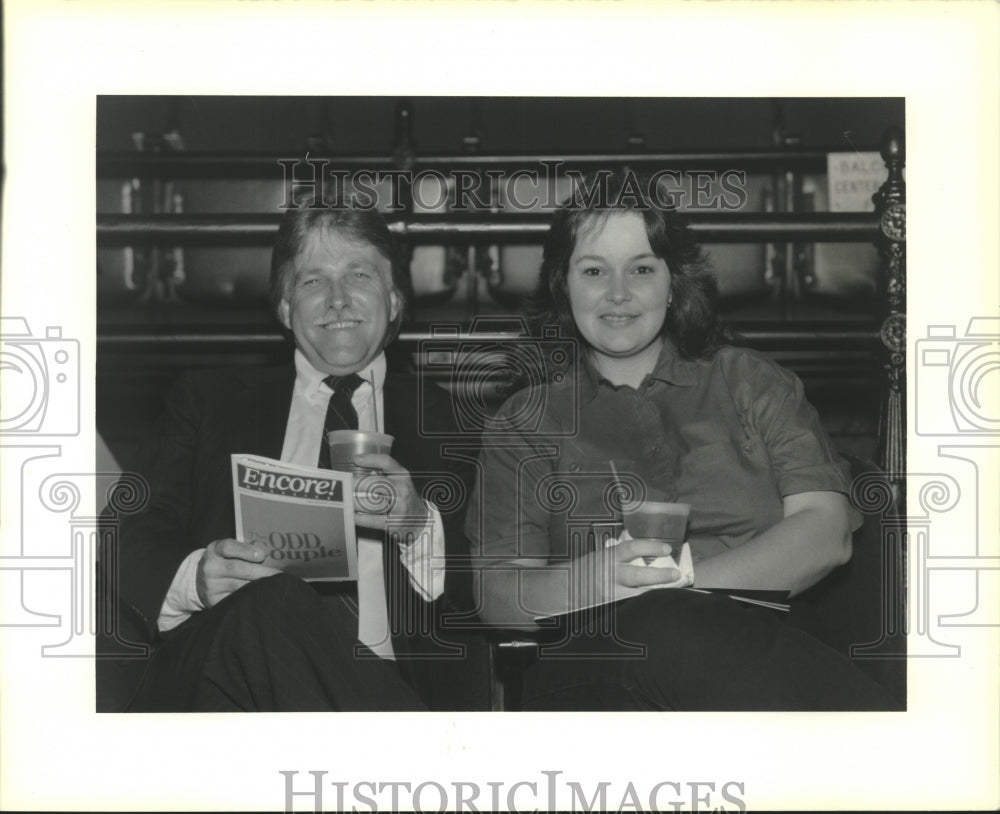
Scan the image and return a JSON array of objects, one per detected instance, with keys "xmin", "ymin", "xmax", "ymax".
[{"xmin": 110, "ymin": 363, "xmax": 487, "ymax": 709}]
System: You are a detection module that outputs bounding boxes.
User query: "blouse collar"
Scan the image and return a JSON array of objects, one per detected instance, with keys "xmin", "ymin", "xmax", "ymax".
[{"xmin": 578, "ymin": 337, "xmax": 699, "ymax": 399}]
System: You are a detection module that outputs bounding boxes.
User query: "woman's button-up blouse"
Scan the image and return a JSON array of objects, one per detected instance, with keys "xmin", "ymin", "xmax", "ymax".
[{"xmin": 467, "ymin": 343, "xmax": 859, "ymax": 567}]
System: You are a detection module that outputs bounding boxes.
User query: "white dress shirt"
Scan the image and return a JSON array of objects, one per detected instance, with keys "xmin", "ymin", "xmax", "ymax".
[{"xmin": 157, "ymin": 350, "xmax": 446, "ymax": 660}]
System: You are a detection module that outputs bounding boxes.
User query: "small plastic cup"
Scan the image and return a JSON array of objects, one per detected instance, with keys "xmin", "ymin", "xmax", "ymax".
[
  {"xmin": 621, "ymin": 500, "xmax": 690, "ymax": 556},
  {"xmin": 326, "ymin": 430, "xmax": 394, "ymax": 473}
]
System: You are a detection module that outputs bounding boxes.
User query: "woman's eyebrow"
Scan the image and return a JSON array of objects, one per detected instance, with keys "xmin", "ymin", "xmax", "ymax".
[{"xmin": 573, "ymin": 252, "xmax": 659, "ymax": 264}]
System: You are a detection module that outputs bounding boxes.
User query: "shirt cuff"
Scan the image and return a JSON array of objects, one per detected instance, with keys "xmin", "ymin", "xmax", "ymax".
[
  {"xmin": 157, "ymin": 548, "xmax": 206, "ymax": 633},
  {"xmin": 396, "ymin": 500, "xmax": 446, "ymax": 602}
]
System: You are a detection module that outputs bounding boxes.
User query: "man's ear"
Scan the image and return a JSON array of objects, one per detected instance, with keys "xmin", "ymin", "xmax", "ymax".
[
  {"xmin": 278, "ymin": 298, "xmax": 292, "ymax": 330},
  {"xmin": 388, "ymin": 289, "xmax": 401, "ymax": 323}
]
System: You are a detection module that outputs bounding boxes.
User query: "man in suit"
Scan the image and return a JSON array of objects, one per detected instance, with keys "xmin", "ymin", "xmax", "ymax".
[{"xmin": 114, "ymin": 202, "xmax": 481, "ymax": 711}]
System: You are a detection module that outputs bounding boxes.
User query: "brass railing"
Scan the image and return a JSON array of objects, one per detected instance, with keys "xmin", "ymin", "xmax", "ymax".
[
  {"xmin": 96, "ymin": 106, "xmax": 905, "ymax": 494},
  {"xmin": 97, "ymin": 212, "xmax": 879, "ymax": 245}
]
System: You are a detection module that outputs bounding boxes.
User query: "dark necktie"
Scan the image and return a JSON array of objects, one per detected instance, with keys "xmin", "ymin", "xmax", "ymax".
[
  {"xmin": 317, "ymin": 373, "xmax": 364, "ymax": 468},
  {"xmin": 315, "ymin": 372, "xmax": 401, "ymax": 653}
]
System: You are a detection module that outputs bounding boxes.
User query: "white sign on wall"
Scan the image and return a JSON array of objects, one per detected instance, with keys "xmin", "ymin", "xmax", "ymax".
[{"xmin": 826, "ymin": 151, "xmax": 887, "ymax": 211}]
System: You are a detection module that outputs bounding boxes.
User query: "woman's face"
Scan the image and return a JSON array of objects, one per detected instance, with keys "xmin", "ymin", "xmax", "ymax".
[{"xmin": 566, "ymin": 212, "xmax": 672, "ymax": 376}]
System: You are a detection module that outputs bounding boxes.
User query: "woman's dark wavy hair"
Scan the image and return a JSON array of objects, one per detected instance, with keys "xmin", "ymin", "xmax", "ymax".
[
  {"xmin": 527, "ymin": 168, "xmax": 729, "ymax": 360},
  {"xmin": 269, "ymin": 200, "xmax": 412, "ymax": 343}
]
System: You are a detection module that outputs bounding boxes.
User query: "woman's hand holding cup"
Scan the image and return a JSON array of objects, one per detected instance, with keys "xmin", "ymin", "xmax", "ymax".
[{"xmin": 572, "ymin": 538, "xmax": 681, "ymax": 610}]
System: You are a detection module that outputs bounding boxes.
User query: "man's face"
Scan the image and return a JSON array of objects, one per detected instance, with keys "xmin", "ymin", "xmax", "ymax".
[{"xmin": 278, "ymin": 226, "xmax": 400, "ymax": 376}]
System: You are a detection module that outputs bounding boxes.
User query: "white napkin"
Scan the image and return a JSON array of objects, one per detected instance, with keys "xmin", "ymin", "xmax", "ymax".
[
  {"xmin": 531, "ymin": 532, "xmax": 696, "ymax": 621},
  {"xmin": 609, "ymin": 529, "xmax": 695, "ymax": 588}
]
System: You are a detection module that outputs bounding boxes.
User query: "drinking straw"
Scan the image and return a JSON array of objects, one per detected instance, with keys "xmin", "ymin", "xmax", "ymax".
[
  {"xmin": 368, "ymin": 372, "xmax": 379, "ymax": 433},
  {"xmin": 607, "ymin": 460, "xmax": 626, "ymax": 549}
]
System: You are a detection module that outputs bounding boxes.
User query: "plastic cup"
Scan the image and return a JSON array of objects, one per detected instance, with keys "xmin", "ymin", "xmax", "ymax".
[
  {"xmin": 326, "ymin": 430, "xmax": 394, "ymax": 473},
  {"xmin": 622, "ymin": 500, "xmax": 690, "ymax": 546}
]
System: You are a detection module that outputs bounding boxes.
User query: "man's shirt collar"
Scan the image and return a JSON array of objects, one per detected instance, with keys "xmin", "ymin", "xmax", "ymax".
[{"xmin": 293, "ymin": 349, "xmax": 387, "ymax": 399}]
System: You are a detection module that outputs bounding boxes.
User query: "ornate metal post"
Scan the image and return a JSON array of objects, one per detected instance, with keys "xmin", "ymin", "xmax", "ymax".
[{"xmin": 873, "ymin": 127, "xmax": 906, "ymax": 507}]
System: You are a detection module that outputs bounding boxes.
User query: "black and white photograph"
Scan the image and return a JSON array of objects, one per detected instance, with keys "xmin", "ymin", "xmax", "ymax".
[
  {"xmin": 2, "ymin": 3, "xmax": 998, "ymax": 812},
  {"xmin": 94, "ymin": 94, "xmax": 908, "ymax": 718}
]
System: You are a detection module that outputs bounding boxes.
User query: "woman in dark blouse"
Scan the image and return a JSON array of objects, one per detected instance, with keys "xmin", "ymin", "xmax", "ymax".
[{"xmin": 467, "ymin": 170, "xmax": 900, "ymax": 710}]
